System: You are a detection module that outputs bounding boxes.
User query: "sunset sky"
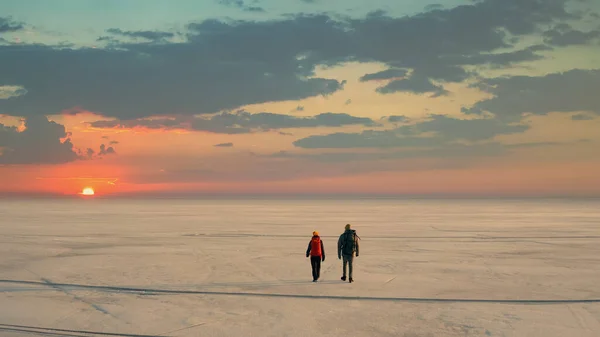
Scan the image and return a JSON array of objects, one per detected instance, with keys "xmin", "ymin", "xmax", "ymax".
[{"xmin": 1, "ymin": 0, "xmax": 599, "ymax": 197}]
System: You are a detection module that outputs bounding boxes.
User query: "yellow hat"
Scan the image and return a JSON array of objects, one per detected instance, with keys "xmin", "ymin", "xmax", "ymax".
[
  {"xmin": 313, "ymin": 231, "xmax": 319, "ymax": 236},
  {"xmin": 345, "ymin": 224, "xmax": 351, "ymax": 230}
]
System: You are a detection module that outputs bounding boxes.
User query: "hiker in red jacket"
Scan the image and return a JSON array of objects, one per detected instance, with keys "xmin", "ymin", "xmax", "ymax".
[{"xmin": 306, "ymin": 231, "xmax": 325, "ymax": 282}]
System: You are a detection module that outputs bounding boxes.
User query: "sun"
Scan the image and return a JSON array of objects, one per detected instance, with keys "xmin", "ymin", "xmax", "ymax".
[{"xmin": 81, "ymin": 187, "xmax": 95, "ymax": 196}]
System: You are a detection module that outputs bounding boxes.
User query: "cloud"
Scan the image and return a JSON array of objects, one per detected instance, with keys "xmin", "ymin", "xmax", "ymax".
[
  {"xmin": 0, "ymin": 85, "xmax": 27, "ymax": 99},
  {"xmin": 0, "ymin": 18, "xmax": 345, "ymax": 119},
  {"xmin": 106, "ymin": 28, "xmax": 175, "ymax": 41},
  {"xmin": 126, "ymin": 137, "xmax": 577, "ymax": 185},
  {"xmin": 444, "ymin": 44, "xmax": 552, "ymax": 67},
  {"xmin": 347, "ymin": 0, "xmax": 573, "ymax": 92},
  {"xmin": 0, "ymin": 16, "xmax": 24, "ymax": 33},
  {"xmin": 571, "ymin": 113, "xmax": 595, "ymax": 121},
  {"xmin": 0, "ymin": 0, "xmax": 581, "ymax": 119},
  {"xmin": 293, "ymin": 114, "xmax": 529, "ymax": 149},
  {"xmin": 375, "ymin": 75, "xmax": 449, "ymax": 96},
  {"xmin": 464, "ymin": 69, "xmax": 600, "ymax": 119},
  {"xmin": 397, "ymin": 114, "xmax": 529, "ymax": 141},
  {"xmin": 217, "ymin": 0, "xmax": 265, "ymax": 12},
  {"xmin": 214, "ymin": 142, "xmax": 234, "ymax": 147},
  {"xmin": 83, "ymin": 143, "xmax": 117, "ymax": 159},
  {"xmin": 89, "ymin": 111, "xmax": 377, "ymax": 133},
  {"xmin": 359, "ymin": 69, "xmax": 408, "ymax": 81},
  {"xmin": 272, "ymin": 140, "xmax": 568, "ymax": 164},
  {"xmin": 424, "ymin": 4, "xmax": 444, "ymax": 11},
  {"xmin": 99, "ymin": 144, "xmax": 116, "ymax": 155},
  {"xmin": 276, "ymin": 142, "xmax": 510, "ymax": 162},
  {"xmin": 386, "ymin": 115, "xmax": 408, "ymax": 123},
  {"xmin": 543, "ymin": 23, "xmax": 600, "ymax": 46},
  {"xmin": 0, "ymin": 116, "xmax": 79, "ymax": 165}
]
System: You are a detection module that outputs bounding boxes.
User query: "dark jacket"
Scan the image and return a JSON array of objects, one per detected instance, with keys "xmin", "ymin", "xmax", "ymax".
[
  {"xmin": 306, "ymin": 236, "xmax": 325, "ymax": 260},
  {"xmin": 338, "ymin": 229, "xmax": 359, "ymax": 258}
]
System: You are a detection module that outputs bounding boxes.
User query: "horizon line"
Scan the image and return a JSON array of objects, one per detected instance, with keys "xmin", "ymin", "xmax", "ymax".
[{"xmin": 1, "ymin": 192, "xmax": 599, "ymax": 200}]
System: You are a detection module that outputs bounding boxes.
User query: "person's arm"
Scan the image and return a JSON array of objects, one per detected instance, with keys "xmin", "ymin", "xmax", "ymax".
[
  {"xmin": 306, "ymin": 241, "xmax": 311, "ymax": 257},
  {"xmin": 321, "ymin": 240, "xmax": 325, "ymax": 261},
  {"xmin": 337, "ymin": 235, "xmax": 342, "ymax": 259},
  {"xmin": 355, "ymin": 235, "xmax": 359, "ymax": 256}
]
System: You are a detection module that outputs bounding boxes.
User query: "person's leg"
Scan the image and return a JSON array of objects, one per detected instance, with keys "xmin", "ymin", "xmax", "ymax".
[
  {"xmin": 316, "ymin": 257, "xmax": 321, "ymax": 280},
  {"xmin": 310, "ymin": 256, "xmax": 317, "ymax": 280},
  {"xmin": 342, "ymin": 255, "xmax": 348, "ymax": 280},
  {"xmin": 348, "ymin": 254, "xmax": 354, "ymax": 281},
  {"xmin": 312, "ymin": 257, "xmax": 321, "ymax": 280}
]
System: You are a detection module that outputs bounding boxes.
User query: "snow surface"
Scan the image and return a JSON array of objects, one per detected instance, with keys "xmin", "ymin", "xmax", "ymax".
[{"xmin": 1, "ymin": 198, "xmax": 600, "ymax": 336}]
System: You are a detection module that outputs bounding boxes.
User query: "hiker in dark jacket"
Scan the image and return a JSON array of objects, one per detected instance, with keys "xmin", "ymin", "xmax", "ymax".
[
  {"xmin": 338, "ymin": 224, "xmax": 359, "ymax": 283},
  {"xmin": 306, "ymin": 231, "xmax": 325, "ymax": 282}
]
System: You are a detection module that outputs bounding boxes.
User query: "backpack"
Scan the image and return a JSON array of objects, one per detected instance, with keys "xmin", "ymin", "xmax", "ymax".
[
  {"xmin": 310, "ymin": 236, "xmax": 322, "ymax": 256},
  {"xmin": 341, "ymin": 230, "xmax": 356, "ymax": 255}
]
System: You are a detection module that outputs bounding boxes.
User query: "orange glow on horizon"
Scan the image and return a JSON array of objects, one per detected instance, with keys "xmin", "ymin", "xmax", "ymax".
[{"xmin": 81, "ymin": 187, "xmax": 95, "ymax": 196}]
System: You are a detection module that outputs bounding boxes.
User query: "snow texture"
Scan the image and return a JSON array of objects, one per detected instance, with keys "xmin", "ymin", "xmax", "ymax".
[{"xmin": 1, "ymin": 198, "xmax": 600, "ymax": 336}]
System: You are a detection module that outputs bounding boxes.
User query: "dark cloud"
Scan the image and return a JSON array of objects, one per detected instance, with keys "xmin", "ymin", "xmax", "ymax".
[
  {"xmin": 274, "ymin": 140, "xmax": 566, "ymax": 163},
  {"xmin": 106, "ymin": 28, "xmax": 175, "ymax": 41},
  {"xmin": 366, "ymin": 44, "xmax": 550, "ymax": 95},
  {"xmin": 424, "ymin": 4, "xmax": 444, "ymax": 12},
  {"xmin": 99, "ymin": 144, "xmax": 116, "ymax": 155},
  {"xmin": 95, "ymin": 35, "xmax": 120, "ymax": 45},
  {"xmin": 276, "ymin": 143, "xmax": 509, "ymax": 162},
  {"xmin": 217, "ymin": 0, "xmax": 265, "ymax": 12},
  {"xmin": 359, "ymin": 69, "xmax": 408, "ymax": 81},
  {"xmin": 464, "ymin": 69, "xmax": 600, "ymax": 119},
  {"xmin": 386, "ymin": 115, "xmax": 408, "ymax": 123},
  {"xmin": 89, "ymin": 111, "xmax": 376, "ymax": 133},
  {"xmin": 571, "ymin": 113, "xmax": 595, "ymax": 120},
  {"xmin": 542, "ymin": 23, "xmax": 600, "ymax": 46},
  {"xmin": 123, "ymin": 137, "xmax": 574, "ymax": 185},
  {"xmin": 293, "ymin": 115, "xmax": 529, "ymax": 148},
  {"xmin": 0, "ymin": 17, "xmax": 345, "ymax": 119},
  {"xmin": 0, "ymin": 116, "xmax": 79, "ymax": 164},
  {"xmin": 397, "ymin": 114, "xmax": 529, "ymax": 141},
  {"xmin": 214, "ymin": 142, "xmax": 234, "ymax": 147},
  {"xmin": 83, "ymin": 143, "xmax": 117, "ymax": 159},
  {"xmin": 376, "ymin": 75, "xmax": 449, "ymax": 96},
  {"xmin": 443, "ymin": 44, "xmax": 552, "ymax": 67},
  {"xmin": 346, "ymin": 0, "xmax": 574, "ymax": 93},
  {"xmin": 0, "ymin": 0, "xmax": 581, "ymax": 119},
  {"xmin": 0, "ymin": 16, "xmax": 24, "ymax": 33}
]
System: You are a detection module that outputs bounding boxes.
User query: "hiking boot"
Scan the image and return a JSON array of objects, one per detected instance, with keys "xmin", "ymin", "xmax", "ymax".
[
  {"xmin": 341, "ymin": 276, "xmax": 346, "ymax": 281},
  {"xmin": 349, "ymin": 278, "xmax": 353, "ymax": 283}
]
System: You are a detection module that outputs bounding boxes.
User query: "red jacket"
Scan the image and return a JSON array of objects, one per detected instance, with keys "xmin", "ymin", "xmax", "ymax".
[{"xmin": 306, "ymin": 236, "xmax": 325, "ymax": 258}]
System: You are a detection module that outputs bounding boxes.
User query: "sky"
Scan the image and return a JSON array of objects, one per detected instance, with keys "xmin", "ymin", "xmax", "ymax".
[{"xmin": 1, "ymin": 0, "xmax": 599, "ymax": 197}]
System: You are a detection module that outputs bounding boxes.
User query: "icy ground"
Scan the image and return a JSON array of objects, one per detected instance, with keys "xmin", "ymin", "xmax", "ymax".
[{"xmin": 1, "ymin": 198, "xmax": 600, "ymax": 336}]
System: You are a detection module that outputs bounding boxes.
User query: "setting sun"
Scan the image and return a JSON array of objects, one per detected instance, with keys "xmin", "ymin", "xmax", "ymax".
[{"xmin": 81, "ymin": 187, "xmax": 95, "ymax": 196}]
